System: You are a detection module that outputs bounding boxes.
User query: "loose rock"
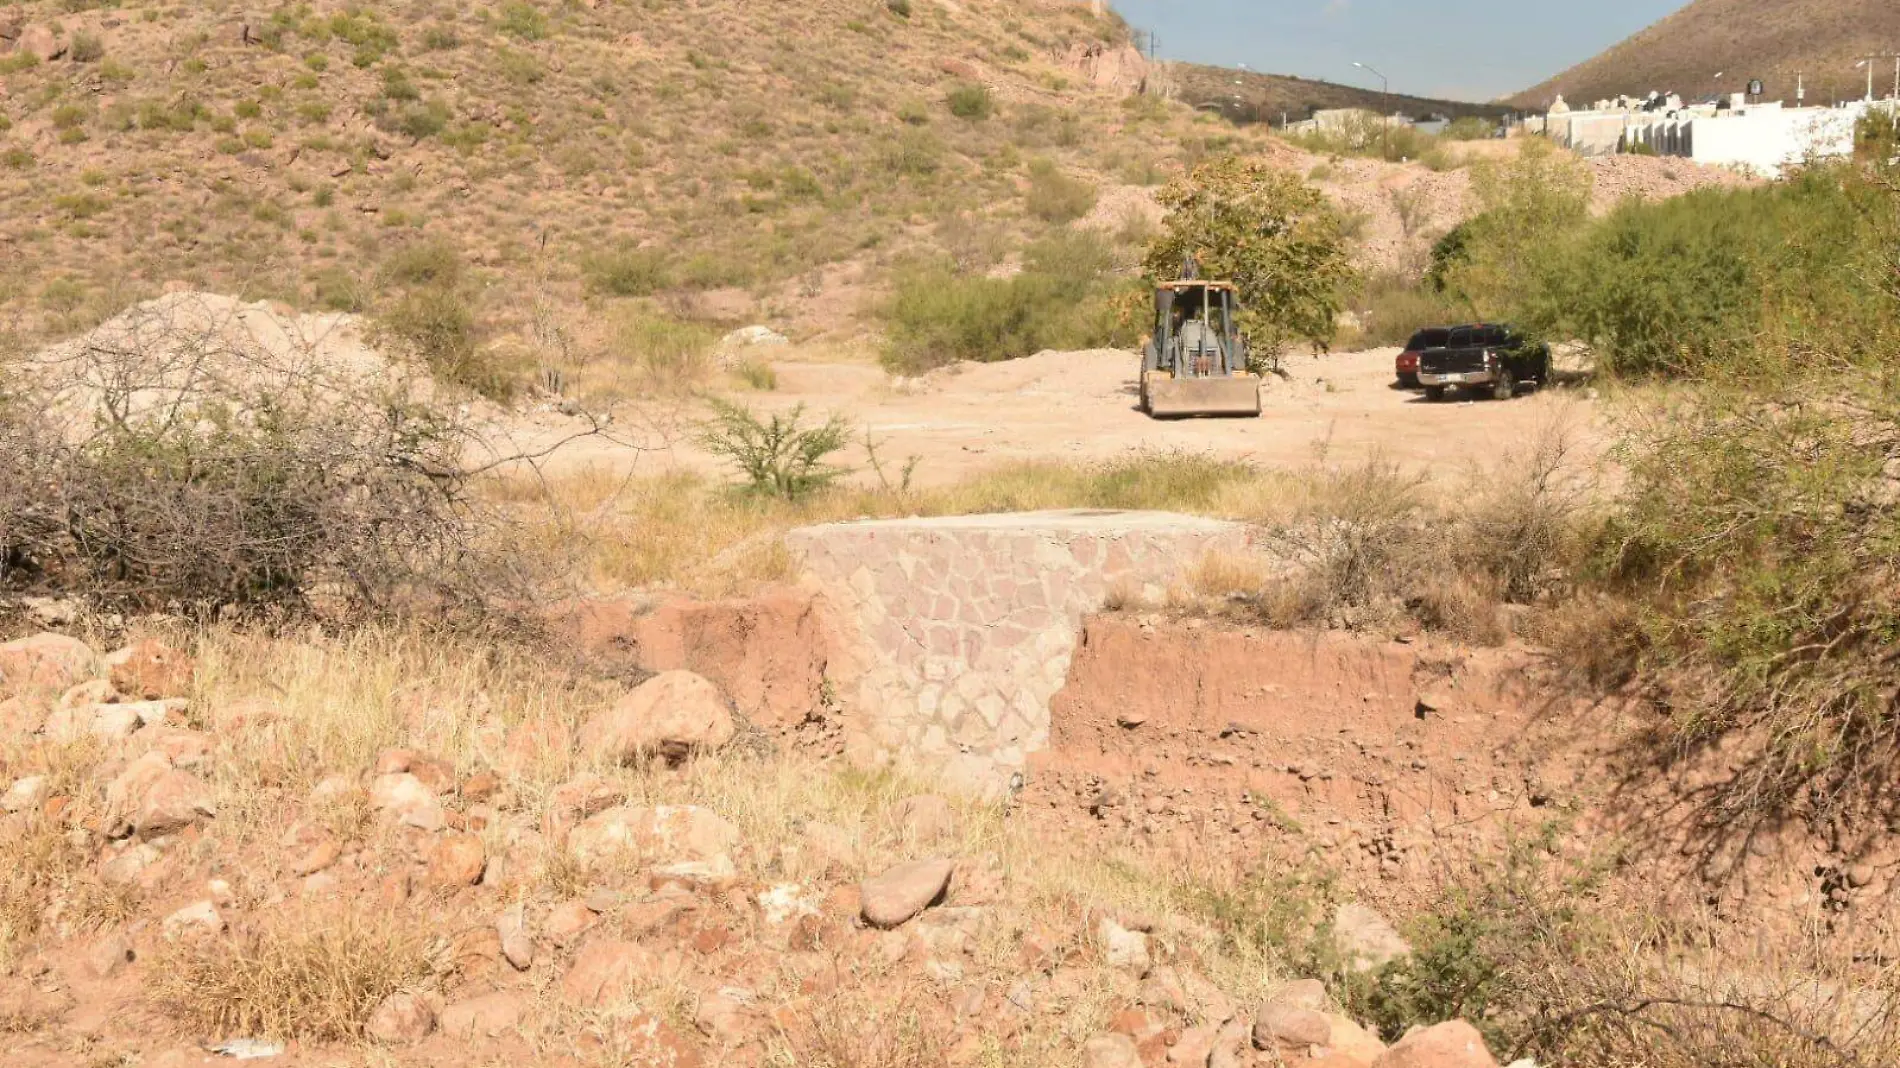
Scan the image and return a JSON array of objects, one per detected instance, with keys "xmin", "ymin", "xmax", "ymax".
[
  {"xmin": 567, "ymin": 804, "xmax": 738, "ymax": 866},
  {"xmin": 561, "ymin": 938, "xmax": 654, "ymax": 1007},
  {"xmin": 1254, "ymin": 1002, "xmax": 1333, "ymax": 1050},
  {"xmin": 1083, "ymin": 1033, "xmax": 1143, "ymax": 1068},
  {"xmin": 860, "ymin": 857, "xmax": 955, "ymax": 928},
  {"xmin": 366, "ymin": 991, "xmax": 436, "ymax": 1044},
  {"xmin": 1371, "ymin": 1020, "xmax": 1499, "ymax": 1068},
  {"xmin": 427, "ymin": 833, "xmax": 487, "ymax": 887},
  {"xmin": 162, "ymin": 901, "xmax": 224, "ymax": 939},
  {"xmin": 105, "ymin": 639, "xmax": 194, "ymax": 700},
  {"xmin": 0, "ymin": 633, "xmax": 96, "ymax": 694},
  {"xmin": 439, "ymin": 992, "xmax": 525, "ymax": 1039},
  {"xmin": 579, "ymin": 670, "xmax": 735, "ymax": 766}
]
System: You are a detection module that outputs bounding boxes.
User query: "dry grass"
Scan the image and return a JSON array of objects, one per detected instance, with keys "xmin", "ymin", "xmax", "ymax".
[
  {"xmin": 0, "ymin": 737, "xmax": 136, "ymax": 970},
  {"xmin": 150, "ymin": 908, "xmax": 436, "ymax": 1042}
]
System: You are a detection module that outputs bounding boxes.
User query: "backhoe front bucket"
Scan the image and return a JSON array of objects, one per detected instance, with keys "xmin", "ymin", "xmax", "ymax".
[{"xmin": 1143, "ymin": 372, "xmax": 1262, "ymax": 419}]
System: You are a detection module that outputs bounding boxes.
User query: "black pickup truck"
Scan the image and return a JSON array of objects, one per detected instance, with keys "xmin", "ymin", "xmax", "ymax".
[{"xmin": 1417, "ymin": 323, "xmax": 1551, "ymax": 402}]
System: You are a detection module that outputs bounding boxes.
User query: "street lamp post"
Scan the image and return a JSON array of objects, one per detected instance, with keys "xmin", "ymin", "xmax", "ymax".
[{"xmin": 1353, "ymin": 61, "xmax": 1390, "ymax": 159}]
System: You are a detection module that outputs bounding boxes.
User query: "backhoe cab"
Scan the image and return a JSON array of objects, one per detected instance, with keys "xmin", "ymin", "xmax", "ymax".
[{"xmin": 1139, "ymin": 281, "xmax": 1261, "ymax": 419}]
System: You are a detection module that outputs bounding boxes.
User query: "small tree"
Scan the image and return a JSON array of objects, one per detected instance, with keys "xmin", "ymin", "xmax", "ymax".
[
  {"xmin": 700, "ymin": 400, "xmax": 851, "ymax": 500},
  {"xmin": 1144, "ymin": 157, "xmax": 1357, "ymax": 369}
]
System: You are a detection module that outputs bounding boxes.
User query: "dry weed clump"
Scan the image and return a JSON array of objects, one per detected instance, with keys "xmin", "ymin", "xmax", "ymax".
[
  {"xmin": 150, "ymin": 909, "xmax": 436, "ymax": 1042},
  {"xmin": 0, "ymin": 296, "xmax": 588, "ymax": 622}
]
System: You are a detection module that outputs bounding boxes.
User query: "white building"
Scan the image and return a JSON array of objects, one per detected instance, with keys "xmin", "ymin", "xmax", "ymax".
[{"xmin": 1547, "ymin": 93, "xmax": 1898, "ymax": 176}]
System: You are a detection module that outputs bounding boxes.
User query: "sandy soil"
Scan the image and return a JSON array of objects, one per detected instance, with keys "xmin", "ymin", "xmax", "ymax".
[{"xmin": 517, "ymin": 345, "xmax": 1605, "ymax": 489}]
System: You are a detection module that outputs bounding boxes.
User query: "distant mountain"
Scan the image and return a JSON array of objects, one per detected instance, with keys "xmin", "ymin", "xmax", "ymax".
[
  {"xmin": 1512, "ymin": 0, "xmax": 1900, "ymax": 110},
  {"xmin": 1172, "ymin": 64, "xmax": 1514, "ymax": 126}
]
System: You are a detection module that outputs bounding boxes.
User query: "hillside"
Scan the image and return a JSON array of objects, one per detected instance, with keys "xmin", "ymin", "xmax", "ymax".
[
  {"xmin": 1174, "ymin": 63, "xmax": 1512, "ymax": 125},
  {"xmin": 0, "ymin": 0, "xmax": 1268, "ymax": 377},
  {"xmin": 1512, "ymin": 0, "xmax": 1900, "ymax": 109}
]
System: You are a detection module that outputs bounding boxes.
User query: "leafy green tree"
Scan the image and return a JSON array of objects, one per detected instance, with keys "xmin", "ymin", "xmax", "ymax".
[
  {"xmin": 1143, "ymin": 157, "xmax": 1358, "ymax": 367},
  {"xmin": 1434, "ymin": 141, "xmax": 1591, "ymax": 324}
]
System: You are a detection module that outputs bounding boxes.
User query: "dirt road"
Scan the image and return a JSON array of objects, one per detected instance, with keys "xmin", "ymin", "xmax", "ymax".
[{"xmin": 517, "ymin": 345, "xmax": 1604, "ymax": 487}]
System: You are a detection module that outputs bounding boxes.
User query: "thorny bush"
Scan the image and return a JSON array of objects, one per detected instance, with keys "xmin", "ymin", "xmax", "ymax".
[{"xmin": 0, "ymin": 298, "xmax": 549, "ymax": 620}]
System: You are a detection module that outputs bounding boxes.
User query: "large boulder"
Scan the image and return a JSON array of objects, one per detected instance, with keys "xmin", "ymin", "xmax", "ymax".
[
  {"xmin": 0, "ymin": 633, "xmax": 97, "ymax": 695},
  {"xmin": 579, "ymin": 670, "xmax": 734, "ymax": 766},
  {"xmin": 1371, "ymin": 1021, "xmax": 1499, "ymax": 1068},
  {"xmin": 859, "ymin": 857, "xmax": 955, "ymax": 928},
  {"xmin": 17, "ymin": 24, "xmax": 62, "ymax": 62},
  {"xmin": 566, "ymin": 804, "xmax": 738, "ymax": 867}
]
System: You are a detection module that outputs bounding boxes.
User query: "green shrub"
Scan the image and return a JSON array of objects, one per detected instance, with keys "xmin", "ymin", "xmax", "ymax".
[
  {"xmin": 498, "ymin": 2, "xmax": 549, "ymax": 40},
  {"xmin": 380, "ymin": 240, "xmax": 464, "ymax": 288},
  {"xmin": 1341, "ymin": 274, "xmax": 1459, "ymax": 349},
  {"xmin": 700, "ymin": 400, "xmax": 851, "ymax": 501},
  {"xmin": 609, "ymin": 310, "xmax": 717, "ymax": 389},
  {"xmin": 883, "ymin": 228, "xmax": 1130, "ymax": 374},
  {"xmin": 1540, "ymin": 164, "xmax": 1873, "ymax": 379},
  {"xmin": 946, "ymin": 84, "xmax": 994, "ymax": 121},
  {"xmin": 882, "ymin": 128, "xmax": 944, "ymax": 177},
  {"xmin": 1440, "ymin": 116, "xmax": 1495, "ymax": 141},
  {"xmin": 580, "ymin": 244, "xmax": 671, "ymax": 297},
  {"xmin": 1024, "ymin": 158, "xmax": 1098, "ymax": 223},
  {"xmin": 69, "ymin": 32, "xmax": 105, "ymax": 63},
  {"xmin": 1431, "ymin": 140, "xmax": 1591, "ymax": 326}
]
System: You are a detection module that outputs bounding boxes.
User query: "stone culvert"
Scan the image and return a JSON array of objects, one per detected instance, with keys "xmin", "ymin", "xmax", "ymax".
[{"xmin": 785, "ymin": 510, "xmax": 1249, "ymax": 797}]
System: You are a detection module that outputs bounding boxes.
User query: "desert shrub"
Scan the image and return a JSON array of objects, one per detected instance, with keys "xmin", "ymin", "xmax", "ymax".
[
  {"xmin": 1597, "ymin": 377, "xmax": 1900, "ymax": 829},
  {"xmin": 883, "ymin": 128, "xmax": 944, "ymax": 177},
  {"xmin": 700, "ymin": 400, "xmax": 851, "ymax": 500},
  {"xmin": 0, "ymin": 308, "xmax": 520, "ymax": 619},
  {"xmin": 1542, "ymin": 164, "xmax": 1877, "ymax": 379},
  {"xmin": 1349, "ymin": 843, "xmax": 1900, "ymax": 1067},
  {"xmin": 498, "ymin": 2, "xmax": 549, "ymax": 41},
  {"xmin": 608, "ymin": 308, "xmax": 717, "ymax": 390},
  {"xmin": 1441, "ymin": 115, "xmax": 1496, "ymax": 141},
  {"xmin": 1431, "ymin": 140, "xmax": 1591, "ymax": 325},
  {"xmin": 1024, "ymin": 157, "xmax": 1098, "ymax": 223},
  {"xmin": 1287, "ymin": 112, "xmax": 1442, "ymax": 163},
  {"xmin": 946, "ymin": 83, "xmax": 994, "ymax": 121},
  {"xmin": 69, "ymin": 32, "xmax": 105, "ymax": 63},
  {"xmin": 152, "ymin": 910, "xmax": 434, "ymax": 1041},
  {"xmin": 882, "ymin": 228, "xmax": 1131, "ymax": 373},
  {"xmin": 379, "ymin": 286, "xmax": 509, "ymax": 397},
  {"xmin": 1144, "ymin": 156, "xmax": 1357, "ymax": 366},
  {"xmin": 1341, "ymin": 273, "xmax": 1459, "ymax": 349},
  {"xmin": 380, "ymin": 239, "xmax": 464, "ymax": 288},
  {"xmin": 581, "ymin": 243, "xmax": 671, "ymax": 297}
]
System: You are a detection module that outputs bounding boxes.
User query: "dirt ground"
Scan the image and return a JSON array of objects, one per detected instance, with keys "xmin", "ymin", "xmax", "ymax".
[{"xmin": 516, "ymin": 345, "xmax": 1605, "ymax": 489}]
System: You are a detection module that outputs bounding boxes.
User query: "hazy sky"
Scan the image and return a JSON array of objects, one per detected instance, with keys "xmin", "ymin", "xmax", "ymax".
[{"xmin": 1112, "ymin": 0, "xmax": 1687, "ymax": 101}]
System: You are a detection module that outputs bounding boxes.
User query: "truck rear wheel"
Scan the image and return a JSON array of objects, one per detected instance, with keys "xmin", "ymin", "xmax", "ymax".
[
  {"xmin": 1491, "ymin": 370, "xmax": 1515, "ymax": 401},
  {"xmin": 1424, "ymin": 385, "xmax": 1446, "ymax": 402}
]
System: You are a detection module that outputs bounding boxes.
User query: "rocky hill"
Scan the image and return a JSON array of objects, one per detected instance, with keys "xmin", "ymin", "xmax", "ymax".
[
  {"xmin": 1512, "ymin": 0, "xmax": 1900, "ymax": 109},
  {"xmin": 0, "ymin": 0, "xmax": 1250, "ymax": 362},
  {"xmin": 1173, "ymin": 64, "xmax": 1513, "ymax": 126}
]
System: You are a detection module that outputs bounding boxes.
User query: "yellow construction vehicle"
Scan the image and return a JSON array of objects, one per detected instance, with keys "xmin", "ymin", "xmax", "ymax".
[{"xmin": 1138, "ymin": 279, "xmax": 1262, "ymax": 419}]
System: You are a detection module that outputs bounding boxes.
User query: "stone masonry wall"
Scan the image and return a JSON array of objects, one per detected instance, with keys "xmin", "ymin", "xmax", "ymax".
[{"xmin": 784, "ymin": 511, "xmax": 1248, "ymax": 796}]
